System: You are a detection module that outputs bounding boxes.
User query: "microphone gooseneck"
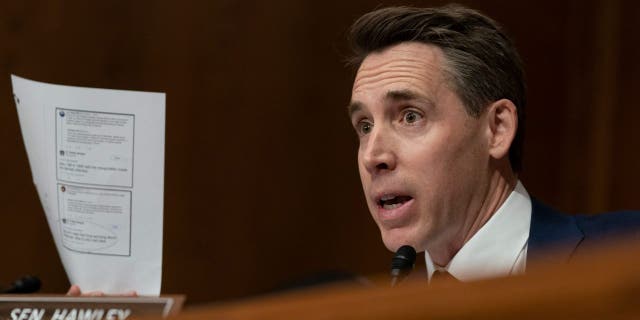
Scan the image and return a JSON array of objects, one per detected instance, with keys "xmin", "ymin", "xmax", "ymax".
[{"xmin": 390, "ymin": 245, "xmax": 416, "ymax": 287}]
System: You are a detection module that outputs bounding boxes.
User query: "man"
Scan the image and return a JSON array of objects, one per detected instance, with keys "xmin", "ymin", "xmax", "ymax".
[
  {"xmin": 68, "ymin": 4, "xmax": 639, "ymax": 296},
  {"xmin": 347, "ymin": 5, "xmax": 640, "ymax": 282}
]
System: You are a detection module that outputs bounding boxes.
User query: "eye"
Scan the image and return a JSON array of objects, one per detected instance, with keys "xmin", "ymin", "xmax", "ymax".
[
  {"xmin": 402, "ymin": 110, "xmax": 422, "ymax": 124},
  {"xmin": 357, "ymin": 121, "xmax": 373, "ymax": 135}
]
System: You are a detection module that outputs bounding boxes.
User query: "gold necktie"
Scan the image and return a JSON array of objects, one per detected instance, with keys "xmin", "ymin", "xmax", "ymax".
[{"xmin": 431, "ymin": 270, "xmax": 459, "ymax": 283}]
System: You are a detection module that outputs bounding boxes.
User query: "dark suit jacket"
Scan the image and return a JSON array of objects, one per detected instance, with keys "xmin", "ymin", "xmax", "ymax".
[{"xmin": 527, "ymin": 199, "xmax": 640, "ymax": 263}]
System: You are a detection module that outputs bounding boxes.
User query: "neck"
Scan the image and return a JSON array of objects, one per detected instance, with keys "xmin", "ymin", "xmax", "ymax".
[{"xmin": 430, "ymin": 166, "xmax": 517, "ymax": 267}]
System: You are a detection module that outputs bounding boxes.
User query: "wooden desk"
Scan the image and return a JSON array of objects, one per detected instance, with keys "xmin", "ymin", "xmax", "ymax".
[{"xmin": 165, "ymin": 237, "xmax": 640, "ymax": 319}]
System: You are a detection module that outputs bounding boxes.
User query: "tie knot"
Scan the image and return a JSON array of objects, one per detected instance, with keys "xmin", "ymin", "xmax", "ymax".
[{"xmin": 431, "ymin": 270, "xmax": 458, "ymax": 283}]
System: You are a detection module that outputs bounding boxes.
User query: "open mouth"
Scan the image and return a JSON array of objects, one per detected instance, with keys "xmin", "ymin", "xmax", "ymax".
[{"xmin": 378, "ymin": 195, "xmax": 413, "ymax": 210}]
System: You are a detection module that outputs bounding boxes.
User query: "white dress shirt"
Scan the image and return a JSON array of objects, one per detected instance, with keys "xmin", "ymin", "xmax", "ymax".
[{"xmin": 425, "ymin": 181, "xmax": 532, "ymax": 282}]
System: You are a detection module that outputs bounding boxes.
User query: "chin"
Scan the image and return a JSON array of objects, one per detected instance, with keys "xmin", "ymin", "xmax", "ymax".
[{"xmin": 380, "ymin": 228, "xmax": 424, "ymax": 253}]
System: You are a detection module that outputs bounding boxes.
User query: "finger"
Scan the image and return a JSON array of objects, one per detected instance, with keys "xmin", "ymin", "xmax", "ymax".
[
  {"xmin": 83, "ymin": 291, "xmax": 106, "ymax": 297},
  {"xmin": 105, "ymin": 290, "xmax": 137, "ymax": 297},
  {"xmin": 124, "ymin": 290, "xmax": 138, "ymax": 297},
  {"xmin": 122, "ymin": 290, "xmax": 138, "ymax": 297},
  {"xmin": 67, "ymin": 285, "xmax": 82, "ymax": 296}
]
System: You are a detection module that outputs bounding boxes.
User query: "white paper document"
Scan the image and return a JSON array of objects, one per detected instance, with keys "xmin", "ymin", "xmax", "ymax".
[{"xmin": 11, "ymin": 75, "xmax": 165, "ymax": 295}]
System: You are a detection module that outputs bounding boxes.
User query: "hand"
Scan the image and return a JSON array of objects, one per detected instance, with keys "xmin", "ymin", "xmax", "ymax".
[{"xmin": 67, "ymin": 285, "xmax": 137, "ymax": 297}]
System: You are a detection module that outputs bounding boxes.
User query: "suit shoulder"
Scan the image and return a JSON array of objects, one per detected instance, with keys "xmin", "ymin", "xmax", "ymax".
[{"xmin": 574, "ymin": 211, "xmax": 640, "ymax": 240}]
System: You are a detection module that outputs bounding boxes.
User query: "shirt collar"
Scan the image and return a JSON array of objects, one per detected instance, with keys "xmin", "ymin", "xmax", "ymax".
[{"xmin": 425, "ymin": 181, "xmax": 532, "ymax": 281}]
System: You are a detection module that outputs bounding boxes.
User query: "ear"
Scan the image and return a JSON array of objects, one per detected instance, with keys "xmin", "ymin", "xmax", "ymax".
[{"xmin": 486, "ymin": 99, "xmax": 518, "ymax": 160}]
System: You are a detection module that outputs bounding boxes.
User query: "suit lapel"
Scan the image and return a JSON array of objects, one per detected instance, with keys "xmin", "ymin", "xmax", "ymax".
[{"xmin": 528, "ymin": 199, "xmax": 584, "ymax": 264}]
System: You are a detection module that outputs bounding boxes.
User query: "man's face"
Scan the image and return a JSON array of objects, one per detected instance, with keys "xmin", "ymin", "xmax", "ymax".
[{"xmin": 349, "ymin": 42, "xmax": 491, "ymax": 254}]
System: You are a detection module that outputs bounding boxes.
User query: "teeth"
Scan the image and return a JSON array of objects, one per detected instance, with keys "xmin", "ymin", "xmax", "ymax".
[
  {"xmin": 383, "ymin": 203, "xmax": 402, "ymax": 210},
  {"xmin": 380, "ymin": 195, "xmax": 396, "ymax": 201}
]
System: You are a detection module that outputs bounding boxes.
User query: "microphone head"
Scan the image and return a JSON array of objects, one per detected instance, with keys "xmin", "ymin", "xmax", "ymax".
[
  {"xmin": 391, "ymin": 245, "xmax": 417, "ymax": 271},
  {"xmin": 5, "ymin": 276, "xmax": 41, "ymax": 294}
]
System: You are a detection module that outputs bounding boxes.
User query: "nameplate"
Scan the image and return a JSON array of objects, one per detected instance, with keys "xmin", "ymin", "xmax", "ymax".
[{"xmin": 0, "ymin": 295, "xmax": 184, "ymax": 320}]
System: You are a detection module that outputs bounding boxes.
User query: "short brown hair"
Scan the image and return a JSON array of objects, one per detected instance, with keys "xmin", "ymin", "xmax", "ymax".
[{"xmin": 348, "ymin": 5, "xmax": 526, "ymax": 172}]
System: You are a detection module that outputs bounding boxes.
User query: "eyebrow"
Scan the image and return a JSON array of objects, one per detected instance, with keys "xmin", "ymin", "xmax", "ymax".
[
  {"xmin": 346, "ymin": 101, "xmax": 363, "ymax": 117},
  {"xmin": 385, "ymin": 89, "xmax": 422, "ymax": 102},
  {"xmin": 347, "ymin": 89, "xmax": 426, "ymax": 117}
]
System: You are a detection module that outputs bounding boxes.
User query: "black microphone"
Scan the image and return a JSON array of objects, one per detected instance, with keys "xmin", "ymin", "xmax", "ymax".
[
  {"xmin": 390, "ymin": 245, "xmax": 416, "ymax": 287},
  {"xmin": 2, "ymin": 276, "xmax": 41, "ymax": 293}
]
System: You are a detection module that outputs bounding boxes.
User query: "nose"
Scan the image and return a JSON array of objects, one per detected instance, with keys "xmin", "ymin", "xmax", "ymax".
[{"xmin": 361, "ymin": 126, "xmax": 397, "ymax": 175}]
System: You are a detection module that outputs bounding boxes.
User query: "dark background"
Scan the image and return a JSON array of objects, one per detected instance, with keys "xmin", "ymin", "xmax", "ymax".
[{"xmin": 0, "ymin": 0, "xmax": 638, "ymax": 305}]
